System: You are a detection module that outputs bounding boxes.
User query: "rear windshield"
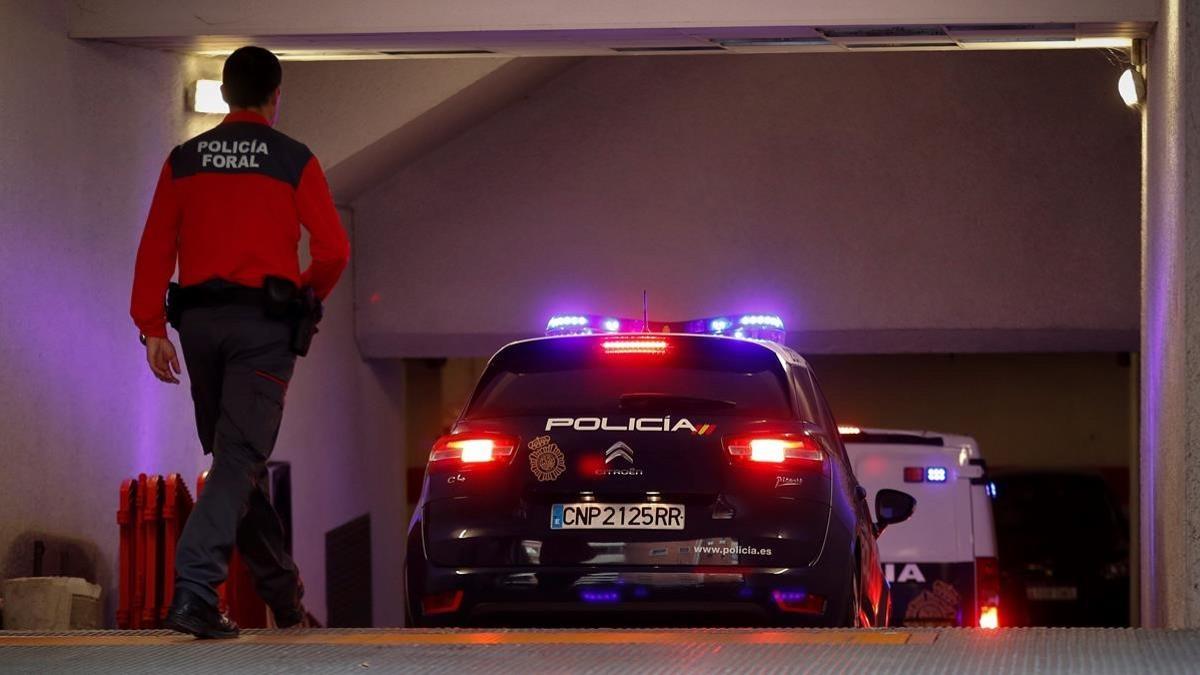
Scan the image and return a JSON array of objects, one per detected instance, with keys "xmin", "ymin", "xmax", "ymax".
[{"xmin": 465, "ymin": 336, "xmax": 798, "ymax": 420}]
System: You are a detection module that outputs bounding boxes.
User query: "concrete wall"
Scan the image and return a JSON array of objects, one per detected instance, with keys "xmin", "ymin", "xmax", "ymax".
[
  {"xmin": 0, "ymin": 0, "xmax": 204, "ymax": 621},
  {"xmin": 352, "ymin": 50, "xmax": 1141, "ymax": 357},
  {"xmin": 0, "ymin": 2, "xmax": 403, "ymax": 627}
]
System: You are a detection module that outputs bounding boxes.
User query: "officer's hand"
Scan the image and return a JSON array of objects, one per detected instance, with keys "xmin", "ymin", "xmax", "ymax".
[{"xmin": 146, "ymin": 336, "xmax": 182, "ymax": 384}]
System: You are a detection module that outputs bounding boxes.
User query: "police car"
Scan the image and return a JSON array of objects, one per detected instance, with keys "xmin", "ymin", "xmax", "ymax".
[
  {"xmin": 842, "ymin": 428, "xmax": 999, "ymax": 628},
  {"xmin": 404, "ymin": 313, "xmax": 916, "ymax": 627}
]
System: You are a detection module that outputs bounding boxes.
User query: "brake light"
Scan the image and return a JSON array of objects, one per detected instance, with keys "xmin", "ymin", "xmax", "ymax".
[
  {"xmin": 429, "ymin": 433, "xmax": 517, "ymax": 466},
  {"xmin": 726, "ymin": 435, "xmax": 823, "ymax": 466},
  {"xmin": 976, "ymin": 556, "xmax": 1000, "ymax": 628},
  {"xmin": 601, "ymin": 338, "xmax": 669, "ymax": 355}
]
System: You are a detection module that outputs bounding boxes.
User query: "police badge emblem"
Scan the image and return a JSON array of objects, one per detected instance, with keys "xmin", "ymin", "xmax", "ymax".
[{"xmin": 528, "ymin": 435, "xmax": 566, "ymax": 482}]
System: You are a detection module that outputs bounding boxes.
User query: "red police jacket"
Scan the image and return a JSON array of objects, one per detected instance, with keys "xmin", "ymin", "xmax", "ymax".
[{"xmin": 130, "ymin": 110, "xmax": 350, "ymax": 338}]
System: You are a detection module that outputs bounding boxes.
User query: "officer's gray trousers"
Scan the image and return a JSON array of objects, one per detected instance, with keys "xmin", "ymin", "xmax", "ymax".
[{"xmin": 173, "ymin": 303, "xmax": 302, "ymax": 615}]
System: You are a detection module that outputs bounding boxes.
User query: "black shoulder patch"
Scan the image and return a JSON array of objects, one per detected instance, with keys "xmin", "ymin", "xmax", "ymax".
[{"xmin": 170, "ymin": 124, "xmax": 312, "ymax": 188}]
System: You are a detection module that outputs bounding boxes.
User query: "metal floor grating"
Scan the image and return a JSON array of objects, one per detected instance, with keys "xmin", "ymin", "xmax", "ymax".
[{"xmin": 2, "ymin": 628, "xmax": 1199, "ymax": 674}]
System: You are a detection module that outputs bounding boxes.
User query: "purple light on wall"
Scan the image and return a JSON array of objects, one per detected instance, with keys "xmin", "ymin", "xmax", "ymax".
[{"xmin": 134, "ymin": 375, "xmax": 169, "ymax": 471}]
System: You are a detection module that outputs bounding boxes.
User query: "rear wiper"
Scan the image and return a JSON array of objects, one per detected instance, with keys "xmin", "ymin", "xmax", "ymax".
[{"xmin": 618, "ymin": 393, "xmax": 737, "ymax": 412}]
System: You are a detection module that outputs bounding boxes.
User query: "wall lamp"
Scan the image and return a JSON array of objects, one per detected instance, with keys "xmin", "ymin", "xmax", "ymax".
[
  {"xmin": 1119, "ymin": 39, "xmax": 1146, "ymax": 108},
  {"xmin": 190, "ymin": 79, "xmax": 229, "ymax": 114}
]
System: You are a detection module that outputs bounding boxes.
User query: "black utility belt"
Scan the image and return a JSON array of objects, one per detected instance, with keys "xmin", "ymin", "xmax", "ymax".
[
  {"xmin": 168, "ymin": 285, "xmax": 267, "ymax": 313},
  {"xmin": 166, "ymin": 277, "xmax": 323, "ymax": 357}
]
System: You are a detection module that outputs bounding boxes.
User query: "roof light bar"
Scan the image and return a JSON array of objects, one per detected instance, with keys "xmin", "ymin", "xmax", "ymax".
[
  {"xmin": 545, "ymin": 312, "xmax": 786, "ymax": 343},
  {"xmin": 683, "ymin": 314, "xmax": 785, "ymax": 342},
  {"xmin": 546, "ymin": 314, "xmax": 645, "ymax": 336}
]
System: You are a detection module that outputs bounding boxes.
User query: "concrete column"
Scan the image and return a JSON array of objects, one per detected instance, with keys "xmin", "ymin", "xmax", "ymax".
[
  {"xmin": 1142, "ymin": 0, "xmax": 1200, "ymax": 628},
  {"xmin": 358, "ymin": 358, "xmax": 408, "ymax": 628}
]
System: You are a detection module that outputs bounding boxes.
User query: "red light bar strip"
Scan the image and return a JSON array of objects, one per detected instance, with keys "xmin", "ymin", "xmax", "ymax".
[{"xmin": 602, "ymin": 339, "xmax": 669, "ymax": 354}]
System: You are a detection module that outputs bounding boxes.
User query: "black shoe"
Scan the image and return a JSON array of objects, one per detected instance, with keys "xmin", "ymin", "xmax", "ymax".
[
  {"xmin": 273, "ymin": 578, "xmax": 316, "ymax": 628},
  {"xmin": 274, "ymin": 604, "xmax": 319, "ymax": 629},
  {"xmin": 164, "ymin": 589, "xmax": 240, "ymax": 639}
]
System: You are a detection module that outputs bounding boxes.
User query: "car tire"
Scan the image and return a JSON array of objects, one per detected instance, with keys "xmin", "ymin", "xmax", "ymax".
[
  {"xmin": 844, "ymin": 571, "xmax": 863, "ymax": 628},
  {"xmin": 403, "ymin": 561, "xmax": 422, "ymax": 627}
]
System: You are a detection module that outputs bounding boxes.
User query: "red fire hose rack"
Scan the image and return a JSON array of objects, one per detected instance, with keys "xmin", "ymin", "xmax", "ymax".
[{"xmin": 116, "ymin": 473, "xmax": 267, "ymax": 629}]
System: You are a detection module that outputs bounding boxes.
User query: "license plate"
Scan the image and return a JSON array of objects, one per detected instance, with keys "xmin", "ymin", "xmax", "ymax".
[
  {"xmin": 551, "ymin": 503, "xmax": 685, "ymax": 530},
  {"xmin": 1026, "ymin": 585, "xmax": 1078, "ymax": 601}
]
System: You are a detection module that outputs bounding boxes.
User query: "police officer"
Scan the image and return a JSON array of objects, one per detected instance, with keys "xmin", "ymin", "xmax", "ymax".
[{"xmin": 130, "ymin": 46, "xmax": 350, "ymax": 638}]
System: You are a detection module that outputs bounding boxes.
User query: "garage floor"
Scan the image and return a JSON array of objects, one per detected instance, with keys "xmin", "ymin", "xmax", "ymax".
[{"xmin": 1, "ymin": 627, "xmax": 1197, "ymax": 673}]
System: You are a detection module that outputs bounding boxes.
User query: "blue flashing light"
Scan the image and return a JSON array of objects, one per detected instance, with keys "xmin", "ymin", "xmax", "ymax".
[
  {"xmin": 547, "ymin": 315, "xmax": 589, "ymax": 329},
  {"xmin": 710, "ymin": 318, "xmax": 732, "ymax": 332},
  {"xmin": 739, "ymin": 314, "xmax": 784, "ymax": 329},
  {"xmin": 546, "ymin": 314, "xmax": 597, "ymax": 336},
  {"xmin": 987, "ymin": 481, "xmax": 998, "ymax": 499},
  {"xmin": 580, "ymin": 589, "xmax": 620, "ymax": 603},
  {"xmin": 603, "ymin": 318, "xmax": 621, "ymax": 332},
  {"xmin": 926, "ymin": 467, "xmax": 948, "ymax": 483}
]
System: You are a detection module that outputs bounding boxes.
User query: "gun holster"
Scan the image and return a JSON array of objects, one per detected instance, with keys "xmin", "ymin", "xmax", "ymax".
[
  {"xmin": 263, "ymin": 276, "xmax": 323, "ymax": 357},
  {"xmin": 166, "ymin": 282, "xmax": 183, "ymax": 329},
  {"xmin": 263, "ymin": 276, "xmax": 298, "ymax": 320},
  {"xmin": 290, "ymin": 285, "xmax": 323, "ymax": 357}
]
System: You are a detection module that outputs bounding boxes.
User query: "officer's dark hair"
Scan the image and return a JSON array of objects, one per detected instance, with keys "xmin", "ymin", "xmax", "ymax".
[{"xmin": 222, "ymin": 46, "xmax": 282, "ymax": 108}]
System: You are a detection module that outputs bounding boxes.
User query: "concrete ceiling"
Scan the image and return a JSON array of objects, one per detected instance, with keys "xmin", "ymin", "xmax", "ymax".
[
  {"xmin": 82, "ymin": 23, "xmax": 1144, "ymax": 60},
  {"xmin": 70, "ymin": 1, "xmax": 1151, "ymax": 58},
  {"xmin": 131, "ymin": 2, "xmax": 1147, "ymax": 210},
  {"xmin": 274, "ymin": 57, "xmax": 582, "ymax": 203}
]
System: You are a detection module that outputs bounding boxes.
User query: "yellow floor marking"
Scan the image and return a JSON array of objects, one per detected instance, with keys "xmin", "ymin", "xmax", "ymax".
[{"xmin": 0, "ymin": 629, "xmax": 935, "ymax": 647}]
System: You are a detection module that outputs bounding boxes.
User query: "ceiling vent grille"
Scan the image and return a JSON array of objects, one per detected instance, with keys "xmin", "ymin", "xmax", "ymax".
[
  {"xmin": 844, "ymin": 42, "xmax": 958, "ymax": 50},
  {"xmin": 378, "ymin": 49, "xmax": 494, "ymax": 55},
  {"xmin": 610, "ymin": 45, "xmax": 726, "ymax": 53},
  {"xmin": 716, "ymin": 37, "xmax": 830, "ymax": 47},
  {"xmin": 819, "ymin": 25, "xmax": 948, "ymax": 39},
  {"xmin": 945, "ymin": 23, "xmax": 1075, "ymax": 32}
]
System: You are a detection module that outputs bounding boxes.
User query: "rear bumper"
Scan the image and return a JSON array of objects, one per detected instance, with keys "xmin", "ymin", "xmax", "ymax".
[{"xmin": 407, "ymin": 563, "xmax": 854, "ymax": 627}]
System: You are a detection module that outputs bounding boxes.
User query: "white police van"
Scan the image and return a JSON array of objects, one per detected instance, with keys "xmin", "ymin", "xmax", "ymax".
[{"xmin": 841, "ymin": 427, "xmax": 999, "ymax": 628}]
